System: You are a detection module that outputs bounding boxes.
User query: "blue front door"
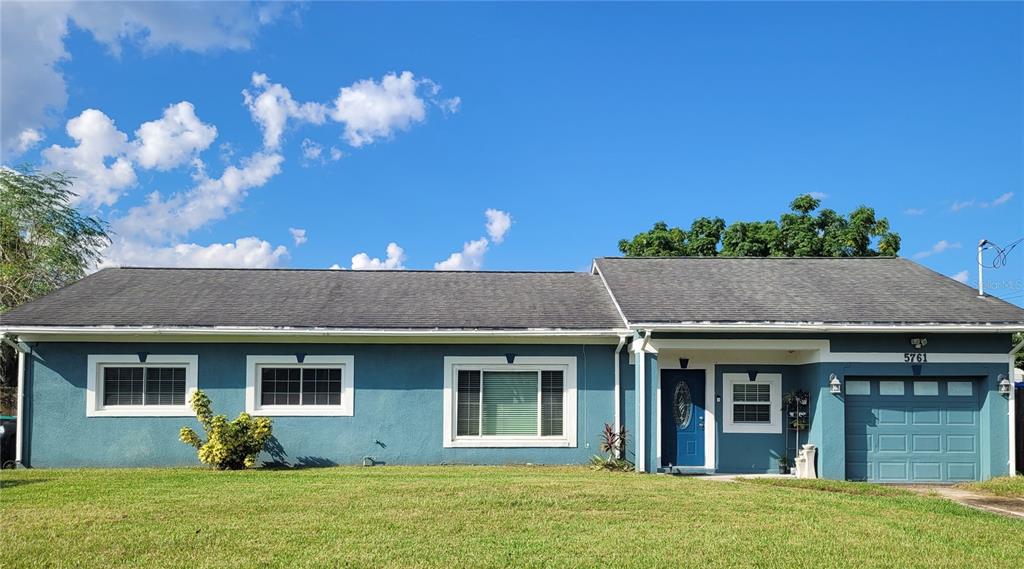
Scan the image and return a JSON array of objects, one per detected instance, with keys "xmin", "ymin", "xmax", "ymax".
[{"xmin": 661, "ymin": 370, "xmax": 706, "ymax": 467}]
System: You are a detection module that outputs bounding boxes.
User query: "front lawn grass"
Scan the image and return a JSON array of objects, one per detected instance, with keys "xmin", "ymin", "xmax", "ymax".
[
  {"xmin": 2, "ymin": 466, "xmax": 1022, "ymax": 568},
  {"xmin": 958, "ymin": 476, "xmax": 1024, "ymax": 498}
]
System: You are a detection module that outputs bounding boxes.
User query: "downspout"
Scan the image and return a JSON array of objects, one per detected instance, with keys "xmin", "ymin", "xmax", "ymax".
[
  {"xmin": 613, "ymin": 334, "xmax": 628, "ymax": 457},
  {"xmin": 2, "ymin": 335, "xmax": 28, "ymax": 467},
  {"xmin": 1010, "ymin": 338, "xmax": 1023, "ymax": 477}
]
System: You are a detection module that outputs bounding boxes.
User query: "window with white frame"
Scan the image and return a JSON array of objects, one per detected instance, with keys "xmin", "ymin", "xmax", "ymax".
[
  {"xmin": 86, "ymin": 354, "xmax": 198, "ymax": 417},
  {"xmin": 722, "ymin": 372, "xmax": 782, "ymax": 433},
  {"xmin": 443, "ymin": 356, "xmax": 577, "ymax": 448},
  {"xmin": 245, "ymin": 355, "xmax": 354, "ymax": 416}
]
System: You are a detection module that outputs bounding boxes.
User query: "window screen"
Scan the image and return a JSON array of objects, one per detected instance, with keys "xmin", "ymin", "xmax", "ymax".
[
  {"xmin": 732, "ymin": 383, "xmax": 771, "ymax": 423},
  {"xmin": 261, "ymin": 367, "xmax": 343, "ymax": 406},
  {"xmin": 103, "ymin": 366, "xmax": 185, "ymax": 406}
]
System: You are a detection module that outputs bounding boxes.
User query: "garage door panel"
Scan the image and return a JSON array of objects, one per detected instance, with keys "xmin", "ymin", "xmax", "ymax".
[
  {"xmin": 912, "ymin": 434, "xmax": 941, "ymax": 452},
  {"xmin": 947, "ymin": 463, "xmax": 976, "ymax": 481},
  {"xmin": 845, "ymin": 378, "xmax": 981, "ymax": 483},
  {"xmin": 878, "ymin": 462, "xmax": 908, "ymax": 481},
  {"xmin": 877, "ymin": 408, "xmax": 907, "ymax": 425},
  {"xmin": 946, "ymin": 409, "xmax": 975, "ymax": 425},
  {"xmin": 912, "ymin": 463, "xmax": 942, "ymax": 481},
  {"xmin": 877, "ymin": 434, "xmax": 907, "ymax": 452},
  {"xmin": 911, "ymin": 409, "xmax": 940, "ymax": 425},
  {"xmin": 946, "ymin": 435, "xmax": 976, "ymax": 453}
]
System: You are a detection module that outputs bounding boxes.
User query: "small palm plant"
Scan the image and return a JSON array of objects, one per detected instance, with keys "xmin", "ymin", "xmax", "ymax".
[
  {"xmin": 590, "ymin": 423, "xmax": 633, "ymax": 471},
  {"xmin": 180, "ymin": 390, "xmax": 273, "ymax": 470}
]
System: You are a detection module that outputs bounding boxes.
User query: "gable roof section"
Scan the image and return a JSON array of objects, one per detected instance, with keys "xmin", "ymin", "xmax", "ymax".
[
  {"xmin": 593, "ymin": 257, "xmax": 1024, "ymax": 326},
  {"xmin": 0, "ymin": 268, "xmax": 625, "ymax": 331}
]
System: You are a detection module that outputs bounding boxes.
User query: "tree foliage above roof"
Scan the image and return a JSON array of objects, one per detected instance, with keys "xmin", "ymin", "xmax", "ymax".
[
  {"xmin": 0, "ymin": 166, "xmax": 110, "ymax": 312},
  {"xmin": 618, "ymin": 194, "xmax": 901, "ymax": 258}
]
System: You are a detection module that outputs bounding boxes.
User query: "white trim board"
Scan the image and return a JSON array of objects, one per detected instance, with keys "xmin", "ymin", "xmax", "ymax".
[
  {"xmin": 245, "ymin": 355, "xmax": 355, "ymax": 417},
  {"xmin": 86, "ymin": 354, "xmax": 198, "ymax": 417},
  {"xmin": 441, "ymin": 356, "xmax": 578, "ymax": 448},
  {"xmin": 721, "ymin": 373, "xmax": 783, "ymax": 434}
]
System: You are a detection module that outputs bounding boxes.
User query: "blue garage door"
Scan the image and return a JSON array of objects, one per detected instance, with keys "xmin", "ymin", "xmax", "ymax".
[{"xmin": 845, "ymin": 378, "xmax": 981, "ymax": 482}]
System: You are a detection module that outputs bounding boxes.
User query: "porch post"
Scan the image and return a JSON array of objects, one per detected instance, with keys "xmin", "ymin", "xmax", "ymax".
[{"xmin": 634, "ymin": 340, "xmax": 646, "ymax": 472}]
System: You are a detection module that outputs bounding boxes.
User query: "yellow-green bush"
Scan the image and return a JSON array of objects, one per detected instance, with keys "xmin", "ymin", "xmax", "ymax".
[{"xmin": 180, "ymin": 390, "xmax": 272, "ymax": 469}]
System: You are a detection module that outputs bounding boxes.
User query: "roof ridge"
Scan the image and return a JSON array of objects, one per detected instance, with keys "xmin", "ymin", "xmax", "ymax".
[{"xmin": 112, "ymin": 266, "xmax": 590, "ymax": 274}]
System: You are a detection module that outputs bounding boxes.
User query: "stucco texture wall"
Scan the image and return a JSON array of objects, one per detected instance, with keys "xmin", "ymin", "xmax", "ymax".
[{"xmin": 24, "ymin": 342, "xmax": 616, "ymax": 468}]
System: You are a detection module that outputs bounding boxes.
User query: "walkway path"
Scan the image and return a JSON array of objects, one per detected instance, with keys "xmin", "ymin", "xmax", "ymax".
[{"xmin": 900, "ymin": 485, "xmax": 1024, "ymax": 519}]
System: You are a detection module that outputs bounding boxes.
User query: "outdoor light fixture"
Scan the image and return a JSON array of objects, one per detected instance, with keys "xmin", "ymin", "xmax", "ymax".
[
  {"xmin": 137, "ymin": 352, "xmax": 148, "ymax": 363},
  {"xmin": 829, "ymin": 374, "xmax": 842, "ymax": 394},
  {"xmin": 505, "ymin": 353, "xmax": 517, "ymax": 364},
  {"xmin": 679, "ymin": 358, "xmax": 689, "ymax": 369},
  {"xmin": 998, "ymin": 374, "xmax": 1011, "ymax": 395},
  {"xmin": 909, "ymin": 337, "xmax": 928, "ymax": 350},
  {"xmin": 747, "ymin": 370, "xmax": 758, "ymax": 382},
  {"xmin": 295, "ymin": 353, "xmax": 306, "ymax": 364}
]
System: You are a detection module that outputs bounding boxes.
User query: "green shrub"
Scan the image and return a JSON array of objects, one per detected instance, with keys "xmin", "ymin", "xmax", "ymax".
[{"xmin": 179, "ymin": 390, "xmax": 272, "ymax": 470}]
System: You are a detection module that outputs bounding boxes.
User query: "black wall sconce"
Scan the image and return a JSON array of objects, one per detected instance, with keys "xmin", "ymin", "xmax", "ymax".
[
  {"xmin": 679, "ymin": 358, "xmax": 689, "ymax": 369},
  {"xmin": 505, "ymin": 353, "xmax": 516, "ymax": 364},
  {"xmin": 295, "ymin": 353, "xmax": 307, "ymax": 364},
  {"xmin": 747, "ymin": 370, "xmax": 758, "ymax": 382},
  {"xmin": 137, "ymin": 352, "xmax": 149, "ymax": 363}
]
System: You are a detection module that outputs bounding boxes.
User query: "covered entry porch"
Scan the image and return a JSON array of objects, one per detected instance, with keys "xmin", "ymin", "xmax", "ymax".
[{"xmin": 627, "ymin": 335, "xmax": 1012, "ymax": 481}]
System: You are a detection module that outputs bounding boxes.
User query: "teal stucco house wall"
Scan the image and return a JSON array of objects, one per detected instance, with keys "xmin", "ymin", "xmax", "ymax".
[{"xmin": 2, "ymin": 257, "xmax": 1022, "ymax": 482}]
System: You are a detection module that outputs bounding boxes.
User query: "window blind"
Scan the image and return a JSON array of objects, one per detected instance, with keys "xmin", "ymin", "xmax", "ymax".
[{"xmin": 481, "ymin": 371, "xmax": 538, "ymax": 436}]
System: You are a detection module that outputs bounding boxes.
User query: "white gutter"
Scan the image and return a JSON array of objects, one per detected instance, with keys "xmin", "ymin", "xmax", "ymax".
[
  {"xmin": 627, "ymin": 323, "xmax": 1024, "ymax": 333},
  {"xmin": 613, "ymin": 334, "xmax": 628, "ymax": 457},
  {"xmin": 1010, "ymin": 338, "xmax": 1023, "ymax": 477},
  {"xmin": 0, "ymin": 326, "xmax": 629, "ymax": 338},
  {"xmin": 2, "ymin": 335, "xmax": 28, "ymax": 467}
]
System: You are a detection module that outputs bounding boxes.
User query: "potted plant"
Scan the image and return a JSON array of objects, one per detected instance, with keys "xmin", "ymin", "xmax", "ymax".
[{"xmin": 778, "ymin": 454, "xmax": 790, "ymax": 474}]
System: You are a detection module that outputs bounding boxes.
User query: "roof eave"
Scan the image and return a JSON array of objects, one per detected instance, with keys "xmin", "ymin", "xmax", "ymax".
[{"xmin": 626, "ymin": 322, "xmax": 1024, "ymax": 333}]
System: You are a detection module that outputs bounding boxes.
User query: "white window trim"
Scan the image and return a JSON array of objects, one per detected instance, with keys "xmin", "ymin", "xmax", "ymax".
[
  {"xmin": 722, "ymin": 372, "xmax": 782, "ymax": 434},
  {"xmin": 86, "ymin": 354, "xmax": 198, "ymax": 417},
  {"xmin": 245, "ymin": 355, "xmax": 354, "ymax": 416},
  {"xmin": 443, "ymin": 356, "xmax": 577, "ymax": 448}
]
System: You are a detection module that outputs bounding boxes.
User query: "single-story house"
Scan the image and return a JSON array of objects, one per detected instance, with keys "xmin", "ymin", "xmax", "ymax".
[{"xmin": 2, "ymin": 257, "xmax": 1022, "ymax": 482}]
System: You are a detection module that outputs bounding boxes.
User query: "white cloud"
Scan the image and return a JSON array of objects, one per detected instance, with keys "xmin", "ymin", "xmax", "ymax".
[
  {"xmin": 328, "ymin": 263, "xmax": 344, "ymax": 270},
  {"xmin": 102, "ymin": 237, "xmax": 288, "ymax": 269},
  {"xmin": 289, "ymin": 228, "xmax": 307, "ymax": 246},
  {"xmin": 808, "ymin": 192, "xmax": 828, "ymax": 200},
  {"xmin": 913, "ymin": 239, "xmax": 961, "ymax": 259},
  {"xmin": 903, "ymin": 208, "xmax": 926, "ymax": 216},
  {"xmin": 435, "ymin": 238, "xmax": 489, "ymax": 271},
  {"xmin": 15, "ymin": 128, "xmax": 44, "ymax": 153},
  {"xmin": 243, "ymin": 73, "xmax": 328, "ymax": 150},
  {"xmin": 351, "ymin": 242, "xmax": 406, "ymax": 270},
  {"xmin": 991, "ymin": 192, "xmax": 1014, "ymax": 206},
  {"xmin": 952, "ymin": 270, "xmax": 969, "ymax": 284},
  {"xmin": 485, "ymin": 209, "xmax": 512, "ymax": 244},
  {"xmin": 116, "ymin": 151, "xmax": 284, "ymax": 243},
  {"xmin": 133, "ymin": 101, "xmax": 217, "ymax": 170},
  {"xmin": 434, "ymin": 209, "xmax": 514, "ymax": 270},
  {"xmin": 979, "ymin": 192, "xmax": 1014, "ymax": 208},
  {"xmin": 41, "ymin": 108, "xmax": 137, "ymax": 208},
  {"xmin": 950, "ymin": 200, "xmax": 974, "ymax": 212},
  {"xmin": 301, "ymin": 138, "xmax": 323, "ymax": 161},
  {"xmin": 0, "ymin": 1, "xmax": 282, "ymax": 158},
  {"xmin": 329, "ymin": 147, "xmax": 343, "ymax": 161},
  {"xmin": 331, "ymin": 71, "xmax": 428, "ymax": 147}
]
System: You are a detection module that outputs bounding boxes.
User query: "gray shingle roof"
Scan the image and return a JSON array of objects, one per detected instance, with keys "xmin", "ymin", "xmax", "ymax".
[
  {"xmin": 0, "ymin": 268, "xmax": 625, "ymax": 330},
  {"xmin": 594, "ymin": 257, "xmax": 1024, "ymax": 325}
]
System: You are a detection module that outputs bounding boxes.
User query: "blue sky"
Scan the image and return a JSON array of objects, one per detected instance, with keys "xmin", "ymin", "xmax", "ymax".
[{"xmin": 2, "ymin": 2, "xmax": 1021, "ymax": 303}]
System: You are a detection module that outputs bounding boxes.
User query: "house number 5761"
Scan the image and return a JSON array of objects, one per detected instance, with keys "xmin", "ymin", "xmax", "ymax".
[{"xmin": 903, "ymin": 352, "xmax": 928, "ymax": 363}]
